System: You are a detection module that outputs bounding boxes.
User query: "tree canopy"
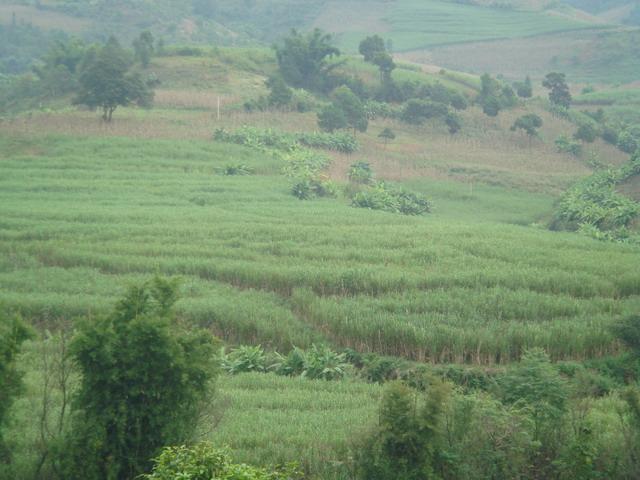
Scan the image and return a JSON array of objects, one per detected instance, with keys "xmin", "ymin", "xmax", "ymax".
[
  {"xmin": 511, "ymin": 113, "xmax": 543, "ymax": 138},
  {"xmin": 75, "ymin": 36, "xmax": 153, "ymax": 121},
  {"xmin": 0, "ymin": 311, "xmax": 32, "ymax": 463},
  {"xmin": 543, "ymin": 72, "xmax": 572, "ymax": 109},
  {"xmin": 359, "ymin": 35, "xmax": 386, "ymax": 62},
  {"xmin": 274, "ymin": 28, "xmax": 341, "ymax": 92},
  {"xmin": 56, "ymin": 278, "xmax": 220, "ymax": 480}
]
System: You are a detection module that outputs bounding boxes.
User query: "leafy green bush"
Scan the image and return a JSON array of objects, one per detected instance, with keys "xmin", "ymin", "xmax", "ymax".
[
  {"xmin": 551, "ymin": 168, "xmax": 639, "ymax": 238},
  {"xmin": 218, "ymin": 164, "xmax": 254, "ymax": 176},
  {"xmin": 301, "ymin": 344, "xmax": 350, "ymax": 381},
  {"xmin": 0, "ymin": 311, "xmax": 32, "ymax": 460},
  {"xmin": 56, "ymin": 278, "xmax": 219, "ymax": 479},
  {"xmin": 290, "ymin": 177, "xmax": 337, "ymax": 200},
  {"xmin": 555, "ymin": 135, "xmax": 583, "ymax": 156},
  {"xmin": 222, "ymin": 345, "xmax": 269, "ymax": 374},
  {"xmin": 361, "ymin": 355, "xmax": 404, "ymax": 384},
  {"xmin": 364, "ymin": 100, "xmax": 400, "ymax": 120},
  {"xmin": 348, "ymin": 161, "xmax": 374, "ymax": 184},
  {"xmin": 352, "ymin": 182, "xmax": 432, "ymax": 215},
  {"xmin": 143, "ymin": 443, "xmax": 302, "ymax": 480},
  {"xmin": 214, "ymin": 127, "xmax": 358, "ymax": 154},
  {"xmin": 617, "ymin": 126, "xmax": 640, "ymax": 154},
  {"xmin": 273, "ymin": 347, "xmax": 307, "ymax": 377},
  {"xmin": 574, "ymin": 122, "xmax": 599, "ymax": 143},
  {"xmin": 296, "ymin": 131, "xmax": 358, "ymax": 153}
]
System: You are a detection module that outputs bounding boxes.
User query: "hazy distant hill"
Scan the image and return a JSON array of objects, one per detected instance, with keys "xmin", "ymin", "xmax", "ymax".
[{"xmin": 1, "ymin": 0, "xmax": 639, "ymax": 82}]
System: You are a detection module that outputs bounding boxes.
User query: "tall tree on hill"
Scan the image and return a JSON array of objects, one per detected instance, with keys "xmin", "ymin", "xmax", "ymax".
[
  {"xmin": 274, "ymin": 29, "xmax": 341, "ymax": 92},
  {"xmin": 543, "ymin": 72, "xmax": 572, "ymax": 109},
  {"xmin": 359, "ymin": 35, "xmax": 386, "ymax": 62},
  {"xmin": 514, "ymin": 75, "xmax": 533, "ymax": 98},
  {"xmin": 133, "ymin": 30, "xmax": 154, "ymax": 68},
  {"xmin": 75, "ymin": 36, "xmax": 153, "ymax": 121},
  {"xmin": 333, "ymin": 85, "xmax": 368, "ymax": 135},
  {"xmin": 266, "ymin": 74, "xmax": 293, "ymax": 108}
]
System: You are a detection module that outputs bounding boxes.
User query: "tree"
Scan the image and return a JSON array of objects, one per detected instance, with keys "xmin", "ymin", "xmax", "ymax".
[
  {"xmin": 401, "ymin": 99, "xmax": 448, "ymax": 125},
  {"xmin": 75, "ymin": 36, "xmax": 154, "ymax": 122},
  {"xmin": 378, "ymin": 127, "xmax": 396, "ymax": 146},
  {"xmin": 574, "ymin": 122, "xmax": 598, "ymax": 143},
  {"xmin": 617, "ymin": 126, "xmax": 640, "ymax": 154},
  {"xmin": 543, "ymin": 72, "xmax": 572, "ymax": 109},
  {"xmin": 511, "ymin": 113, "xmax": 543, "ymax": 138},
  {"xmin": 133, "ymin": 30, "xmax": 154, "ymax": 68},
  {"xmin": 445, "ymin": 112, "xmax": 461, "ymax": 134},
  {"xmin": 359, "ymin": 35, "xmax": 386, "ymax": 62},
  {"xmin": 266, "ymin": 74, "xmax": 293, "ymax": 108},
  {"xmin": 372, "ymin": 52, "xmax": 396, "ymax": 84},
  {"xmin": 499, "ymin": 349, "xmax": 567, "ymax": 477},
  {"xmin": 481, "ymin": 95, "xmax": 501, "ymax": 117},
  {"xmin": 349, "ymin": 161, "xmax": 374, "ymax": 184},
  {"xmin": 318, "ymin": 104, "xmax": 348, "ymax": 132},
  {"xmin": 354, "ymin": 380, "xmax": 451, "ymax": 480},
  {"xmin": 478, "ymin": 73, "xmax": 517, "ymax": 116},
  {"xmin": 514, "ymin": 76, "xmax": 533, "ymax": 98},
  {"xmin": 56, "ymin": 278, "xmax": 220, "ymax": 479},
  {"xmin": 32, "ymin": 38, "xmax": 87, "ymax": 96},
  {"xmin": 274, "ymin": 28, "xmax": 341, "ymax": 92},
  {"xmin": 333, "ymin": 85, "xmax": 368, "ymax": 134},
  {"xmin": 0, "ymin": 311, "xmax": 32, "ymax": 463}
]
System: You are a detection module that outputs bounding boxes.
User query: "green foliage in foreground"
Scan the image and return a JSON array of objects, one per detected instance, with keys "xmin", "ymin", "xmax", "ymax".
[
  {"xmin": 0, "ymin": 311, "xmax": 32, "ymax": 463},
  {"xmin": 55, "ymin": 278, "xmax": 220, "ymax": 480},
  {"xmin": 143, "ymin": 444, "xmax": 302, "ymax": 480}
]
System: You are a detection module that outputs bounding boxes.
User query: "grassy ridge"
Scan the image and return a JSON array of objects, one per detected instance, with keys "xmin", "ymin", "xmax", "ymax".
[{"xmin": 1, "ymin": 134, "xmax": 638, "ymax": 363}]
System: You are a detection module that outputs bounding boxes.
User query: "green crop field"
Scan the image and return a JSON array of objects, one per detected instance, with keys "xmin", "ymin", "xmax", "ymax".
[
  {"xmin": 3, "ymin": 19, "xmax": 640, "ymax": 477},
  {"xmin": 333, "ymin": 0, "xmax": 593, "ymax": 52},
  {"xmin": 1, "ymin": 133, "xmax": 638, "ymax": 364},
  {"xmin": 207, "ymin": 373, "xmax": 381, "ymax": 478}
]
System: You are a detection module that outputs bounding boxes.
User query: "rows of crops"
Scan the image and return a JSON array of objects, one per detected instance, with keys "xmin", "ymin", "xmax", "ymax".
[
  {"xmin": 1, "ymin": 134, "xmax": 639, "ymax": 362},
  {"xmin": 336, "ymin": 0, "xmax": 592, "ymax": 52}
]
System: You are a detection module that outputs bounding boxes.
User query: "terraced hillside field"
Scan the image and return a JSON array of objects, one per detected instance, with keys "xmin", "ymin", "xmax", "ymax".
[{"xmin": 1, "ymin": 133, "xmax": 638, "ymax": 364}]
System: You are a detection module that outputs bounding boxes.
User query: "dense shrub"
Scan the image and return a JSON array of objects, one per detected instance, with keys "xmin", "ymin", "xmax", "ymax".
[
  {"xmin": 218, "ymin": 164, "xmax": 254, "ymax": 175},
  {"xmin": 222, "ymin": 345, "xmax": 269, "ymax": 374},
  {"xmin": 0, "ymin": 311, "xmax": 32, "ymax": 462},
  {"xmin": 224, "ymin": 344, "xmax": 349, "ymax": 380},
  {"xmin": 618, "ymin": 125, "xmax": 640, "ymax": 154},
  {"xmin": 574, "ymin": 122, "xmax": 599, "ymax": 143},
  {"xmin": 56, "ymin": 278, "xmax": 219, "ymax": 480},
  {"xmin": 352, "ymin": 182, "xmax": 432, "ymax": 215},
  {"xmin": 214, "ymin": 127, "xmax": 358, "ymax": 154},
  {"xmin": 551, "ymin": 167, "xmax": 639, "ymax": 239},
  {"xmin": 555, "ymin": 135, "xmax": 582, "ymax": 156},
  {"xmin": 143, "ymin": 443, "xmax": 302, "ymax": 480},
  {"xmin": 353, "ymin": 380, "xmax": 452, "ymax": 480},
  {"xmin": 348, "ymin": 161, "xmax": 374, "ymax": 184},
  {"xmin": 364, "ymin": 100, "xmax": 400, "ymax": 120},
  {"xmin": 401, "ymin": 99, "xmax": 448, "ymax": 125}
]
